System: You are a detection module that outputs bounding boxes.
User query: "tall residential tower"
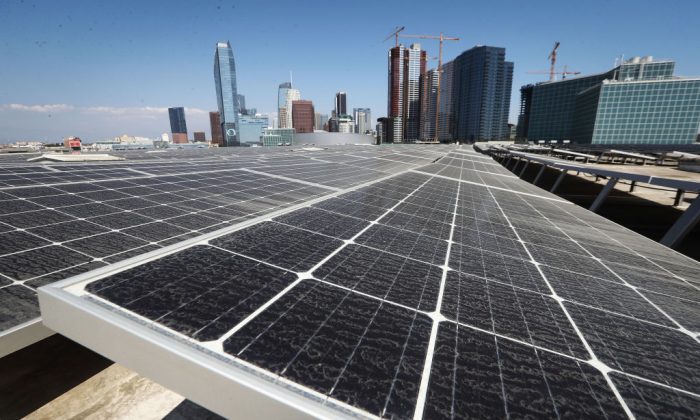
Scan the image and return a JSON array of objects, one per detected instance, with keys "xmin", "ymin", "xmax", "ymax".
[
  {"xmin": 387, "ymin": 43, "xmax": 426, "ymax": 143},
  {"xmin": 278, "ymin": 82, "xmax": 300, "ymax": 129},
  {"xmin": 452, "ymin": 45, "xmax": 513, "ymax": 142},
  {"xmin": 214, "ymin": 41, "xmax": 240, "ymax": 146},
  {"xmin": 168, "ymin": 107, "xmax": 188, "ymax": 144}
]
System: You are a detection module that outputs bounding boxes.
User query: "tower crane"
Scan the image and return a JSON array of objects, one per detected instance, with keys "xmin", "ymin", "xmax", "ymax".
[
  {"xmin": 383, "ymin": 26, "xmax": 405, "ymax": 47},
  {"xmin": 548, "ymin": 41, "xmax": 560, "ymax": 82},
  {"xmin": 527, "ymin": 65, "xmax": 581, "ymax": 80}
]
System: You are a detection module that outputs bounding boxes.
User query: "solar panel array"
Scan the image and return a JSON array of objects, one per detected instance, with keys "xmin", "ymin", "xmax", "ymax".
[
  {"xmin": 40, "ymin": 146, "xmax": 699, "ymax": 418},
  {"xmin": 0, "ymin": 146, "xmax": 445, "ymax": 338}
]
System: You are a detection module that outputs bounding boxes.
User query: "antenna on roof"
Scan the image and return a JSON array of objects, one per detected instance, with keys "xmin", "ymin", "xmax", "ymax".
[{"xmin": 290, "ymin": 70, "xmax": 293, "ymax": 88}]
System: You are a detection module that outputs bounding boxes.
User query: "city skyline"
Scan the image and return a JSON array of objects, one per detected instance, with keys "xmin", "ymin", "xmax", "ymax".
[{"xmin": 1, "ymin": 0, "xmax": 699, "ymax": 141}]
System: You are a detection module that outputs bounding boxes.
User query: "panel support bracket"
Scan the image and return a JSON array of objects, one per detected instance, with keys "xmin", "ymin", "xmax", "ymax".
[
  {"xmin": 589, "ymin": 177, "xmax": 619, "ymax": 212},
  {"xmin": 533, "ymin": 165, "xmax": 547, "ymax": 186},
  {"xmin": 550, "ymin": 169, "xmax": 568, "ymax": 193},
  {"xmin": 661, "ymin": 197, "xmax": 700, "ymax": 248}
]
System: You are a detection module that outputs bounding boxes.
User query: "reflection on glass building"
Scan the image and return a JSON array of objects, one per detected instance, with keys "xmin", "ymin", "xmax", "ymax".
[
  {"xmin": 518, "ymin": 57, "xmax": 700, "ymax": 145},
  {"xmin": 214, "ymin": 41, "xmax": 240, "ymax": 147}
]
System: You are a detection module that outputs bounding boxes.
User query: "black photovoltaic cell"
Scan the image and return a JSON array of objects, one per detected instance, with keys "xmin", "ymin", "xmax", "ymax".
[
  {"xmin": 0, "ymin": 245, "xmax": 93, "ymax": 281},
  {"xmin": 0, "ymin": 285, "xmax": 40, "ymax": 330},
  {"xmin": 441, "ymin": 271, "xmax": 589, "ymax": 358},
  {"xmin": 224, "ymin": 280, "xmax": 432, "ymax": 419},
  {"xmin": 424, "ymin": 323, "xmax": 626, "ymax": 419},
  {"xmin": 0, "ymin": 230, "xmax": 51, "ymax": 255},
  {"xmin": 313, "ymin": 244, "xmax": 442, "ymax": 311},
  {"xmin": 211, "ymin": 222, "xmax": 342, "ymax": 272},
  {"xmin": 86, "ymin": 246, "xmax": 297, "ymax": 341},
  {"xmin": 355, "ymin": 224, "xmax": 448, "ymax": 266},
  {"xmin": 540, "ymin": 265, "xmax": 676, "ymax": 326},
  {"xmin": 27, "ymin": 220, "xmax": 111, "ymax": 242},
  {"xmin": 610, "ymin": 373, "xmax": 700, "ymax": 418},
  {"xmin": 566, "ymin": 303, "xmax": 699, "ymax": 392},
  {"xmin": 273, "ymin": 207, "xmax": 369, "ymax": 240}
]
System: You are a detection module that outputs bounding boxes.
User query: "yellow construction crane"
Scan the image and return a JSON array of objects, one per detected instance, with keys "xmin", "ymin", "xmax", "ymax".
[
  {"xmin": 528, "ymin": 65, "xmax": 581, "ymax": 81},
  {"xmin": 548, "ymin": 41, "xmax": 561, "ymax": 82},
  {"xmin": 399, "ymin": 32, "xmax": 459, "ymax": 143},
  {"xmin": 383, "ymin": 26, "xmax": 405, "ymax": 47}
]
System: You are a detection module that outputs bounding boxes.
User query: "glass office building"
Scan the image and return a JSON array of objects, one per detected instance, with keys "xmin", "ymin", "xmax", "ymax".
[
  {"xmin": 519, "ymin": 57, "xmax": 700, "ymax": 144},
  {"xmin": 168, "ymin": 107, "xmax": 187, "ymax": 135},
  {"xmin": 238, "ymin": 115, "xmax": 270, "ymax": 145},
  {"xmin": 573, "ymin": 78, "xmax": 700, "ymax": 144},
  {"xmin": 452, "ymin": 46, "xmax": 513, "ymax": 142},
  {"xmin": 214, "ymin": 41, "xmax": 239, "ymax": 146},
  {"xmin": 261, "ymin": 128, "xmax": 295, "ymax": 147}
]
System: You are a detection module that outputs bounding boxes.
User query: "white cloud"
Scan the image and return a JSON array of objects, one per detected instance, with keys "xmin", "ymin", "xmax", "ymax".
[
  {"xmin": 1, "ymin": 104, "xmax": 208, "ymax": 118},
  {"xmin": 2, "ymin": 103, "xmax": 75, "ymax": 112}
]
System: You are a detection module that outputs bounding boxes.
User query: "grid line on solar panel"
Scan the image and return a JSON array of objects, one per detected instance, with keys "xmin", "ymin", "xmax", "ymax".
[
  {"xmin": 2, "ymin": 153, "xmax": 413, "ymax": 338},
  {"xmin": 410, "ymin": 168, "xmax": 573, "ymax": 203},
  {"xmin": 482, "ymin": 183, "xmax": 697, "ymax": 406},
  {"xmin": 471, "ymin": 187, "xmax": 640, "ymax": 415},
  {"xmin": 491, "ymin": 189, "xmax": 699, "ymax": 334}
]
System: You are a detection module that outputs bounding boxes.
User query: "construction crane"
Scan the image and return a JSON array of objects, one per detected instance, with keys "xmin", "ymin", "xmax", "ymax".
[
  {"xmin": 383, "ymin": 26, "xmax": 405, "ymax": 47},
  {"xmin": 528, "ymin": 65, "xmax": 581, "ymax": 80},
  {"xmin": 548, "ymin": 41, "xmax": 560, "ymax": 82},
  {"xmin": 396, "ymin": 32, "xmax": 459, "ymax": 143}
]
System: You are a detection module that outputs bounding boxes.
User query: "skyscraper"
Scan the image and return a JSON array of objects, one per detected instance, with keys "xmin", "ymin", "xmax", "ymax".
[
  {"xmin": 335, "ymin": 92, "xmax": 347, "ymax": 116},
  {"xmin": 387, "ymin": 43, "xmax": 426, "ymax": 143},
  {"xmin": 314, "ymin": 113, "xmax": 329, "ymax": 131},
  {"xmin": 168, "ymin": 107, "xmax": 188, "ymax": 144},
  {"xmin": 353, "ymin": 108, "xmax": 372, "ymax": 134},
  {"xmin": 452, "ymin": 45, "xmax": 513, "ymax": 142},
  {"xmin": 209, "ymin": 111, "xmax": 223, "ymax": 146},
  {"xmin": 292, "ymin": 100, "xmax": 315, "ymax": 133},
  {"xmin": 278, "ymin": 82, "xmax": 300, "ymax": 129},
  {"xmin": 214, "ymin": 41, "xmax": 240, "ymax": 146},
  {"xmin": 419, "ymin": 69, "xmax": 439, "ymax": 141},
  {"xmin": 193, "ymin": 131, "xmax": 206, "ymax": 142},
  {"xmin": 237, "ymin": 94, "xmax": 246, "ymax": 113}
]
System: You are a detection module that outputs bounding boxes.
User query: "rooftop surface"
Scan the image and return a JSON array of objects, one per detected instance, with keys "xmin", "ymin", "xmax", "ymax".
[{"xmin": 1, "ymin": 145, "xmax": 699, "ymax": 418}]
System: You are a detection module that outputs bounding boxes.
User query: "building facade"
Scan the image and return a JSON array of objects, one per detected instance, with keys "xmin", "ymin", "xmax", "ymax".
[
  {"xmin": 314, "ymin": 113, "xmax": 329, "ymax": 131},
  {"xmin": 335, "ymin": 92, "xmax": 347, "ymax": 116},
  {"xmin": 337, "ymin": 115, "xmax": 354, "ymax": 133},
  {"xmin": 168, "ymin": 107, "xmax": 188, "ymax": 144},
  {"xmin": 452, "ymin": 45, "xmax": 513, "ymax": 142},
  {"xmin": 420, "ymin": 69, "xmax": 439, "ymax": 141},
  {"xmin": 238, "ymin": 115, "xmax": 269, "ymax": 145},
  {"xmin": 261, "ymin": 128, "xmax": 295, "ymax": 146},
  {"xmin": 214, "ymin": 41, "xmax": 240, "ymax": 146},
  {"xmin": 387, "ymin": 44, "xmax": 427, "ymax": 143},
  {"xmin": 520, "ymin": 57, "xmax": 700, "ymax": 144},
  {"xmin": 353, "ymin": 108, "xmax": 372, "ymax": 134},
  {"xmin": 278, "ymin": 82, "xmax": 301, "ymax": 129},
  {"xmin": 209, "ymin": 111, "xmax": 223, "ymax": 146},
  {"xmin": 292, "ymin": 100, "xmax": 314, "ymax": 133},
  {"xmin": 193, "ymin": 131, "xmax": 206, "ymax": 142}
]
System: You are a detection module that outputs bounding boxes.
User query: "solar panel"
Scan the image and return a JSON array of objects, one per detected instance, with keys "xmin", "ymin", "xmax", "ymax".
[
  {"xmin": 0, "ymin": 145, "xmax": 449, "ymax": 355},
  {"xmin": 38, "ymin": 146, "xmax": 699, "ymax": 418}
]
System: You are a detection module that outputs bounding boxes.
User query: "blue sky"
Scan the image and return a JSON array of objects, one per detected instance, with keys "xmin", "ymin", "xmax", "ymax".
[{"xmin": 1, "ymin": 0, "xmax": 698, "ymax": 142}]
